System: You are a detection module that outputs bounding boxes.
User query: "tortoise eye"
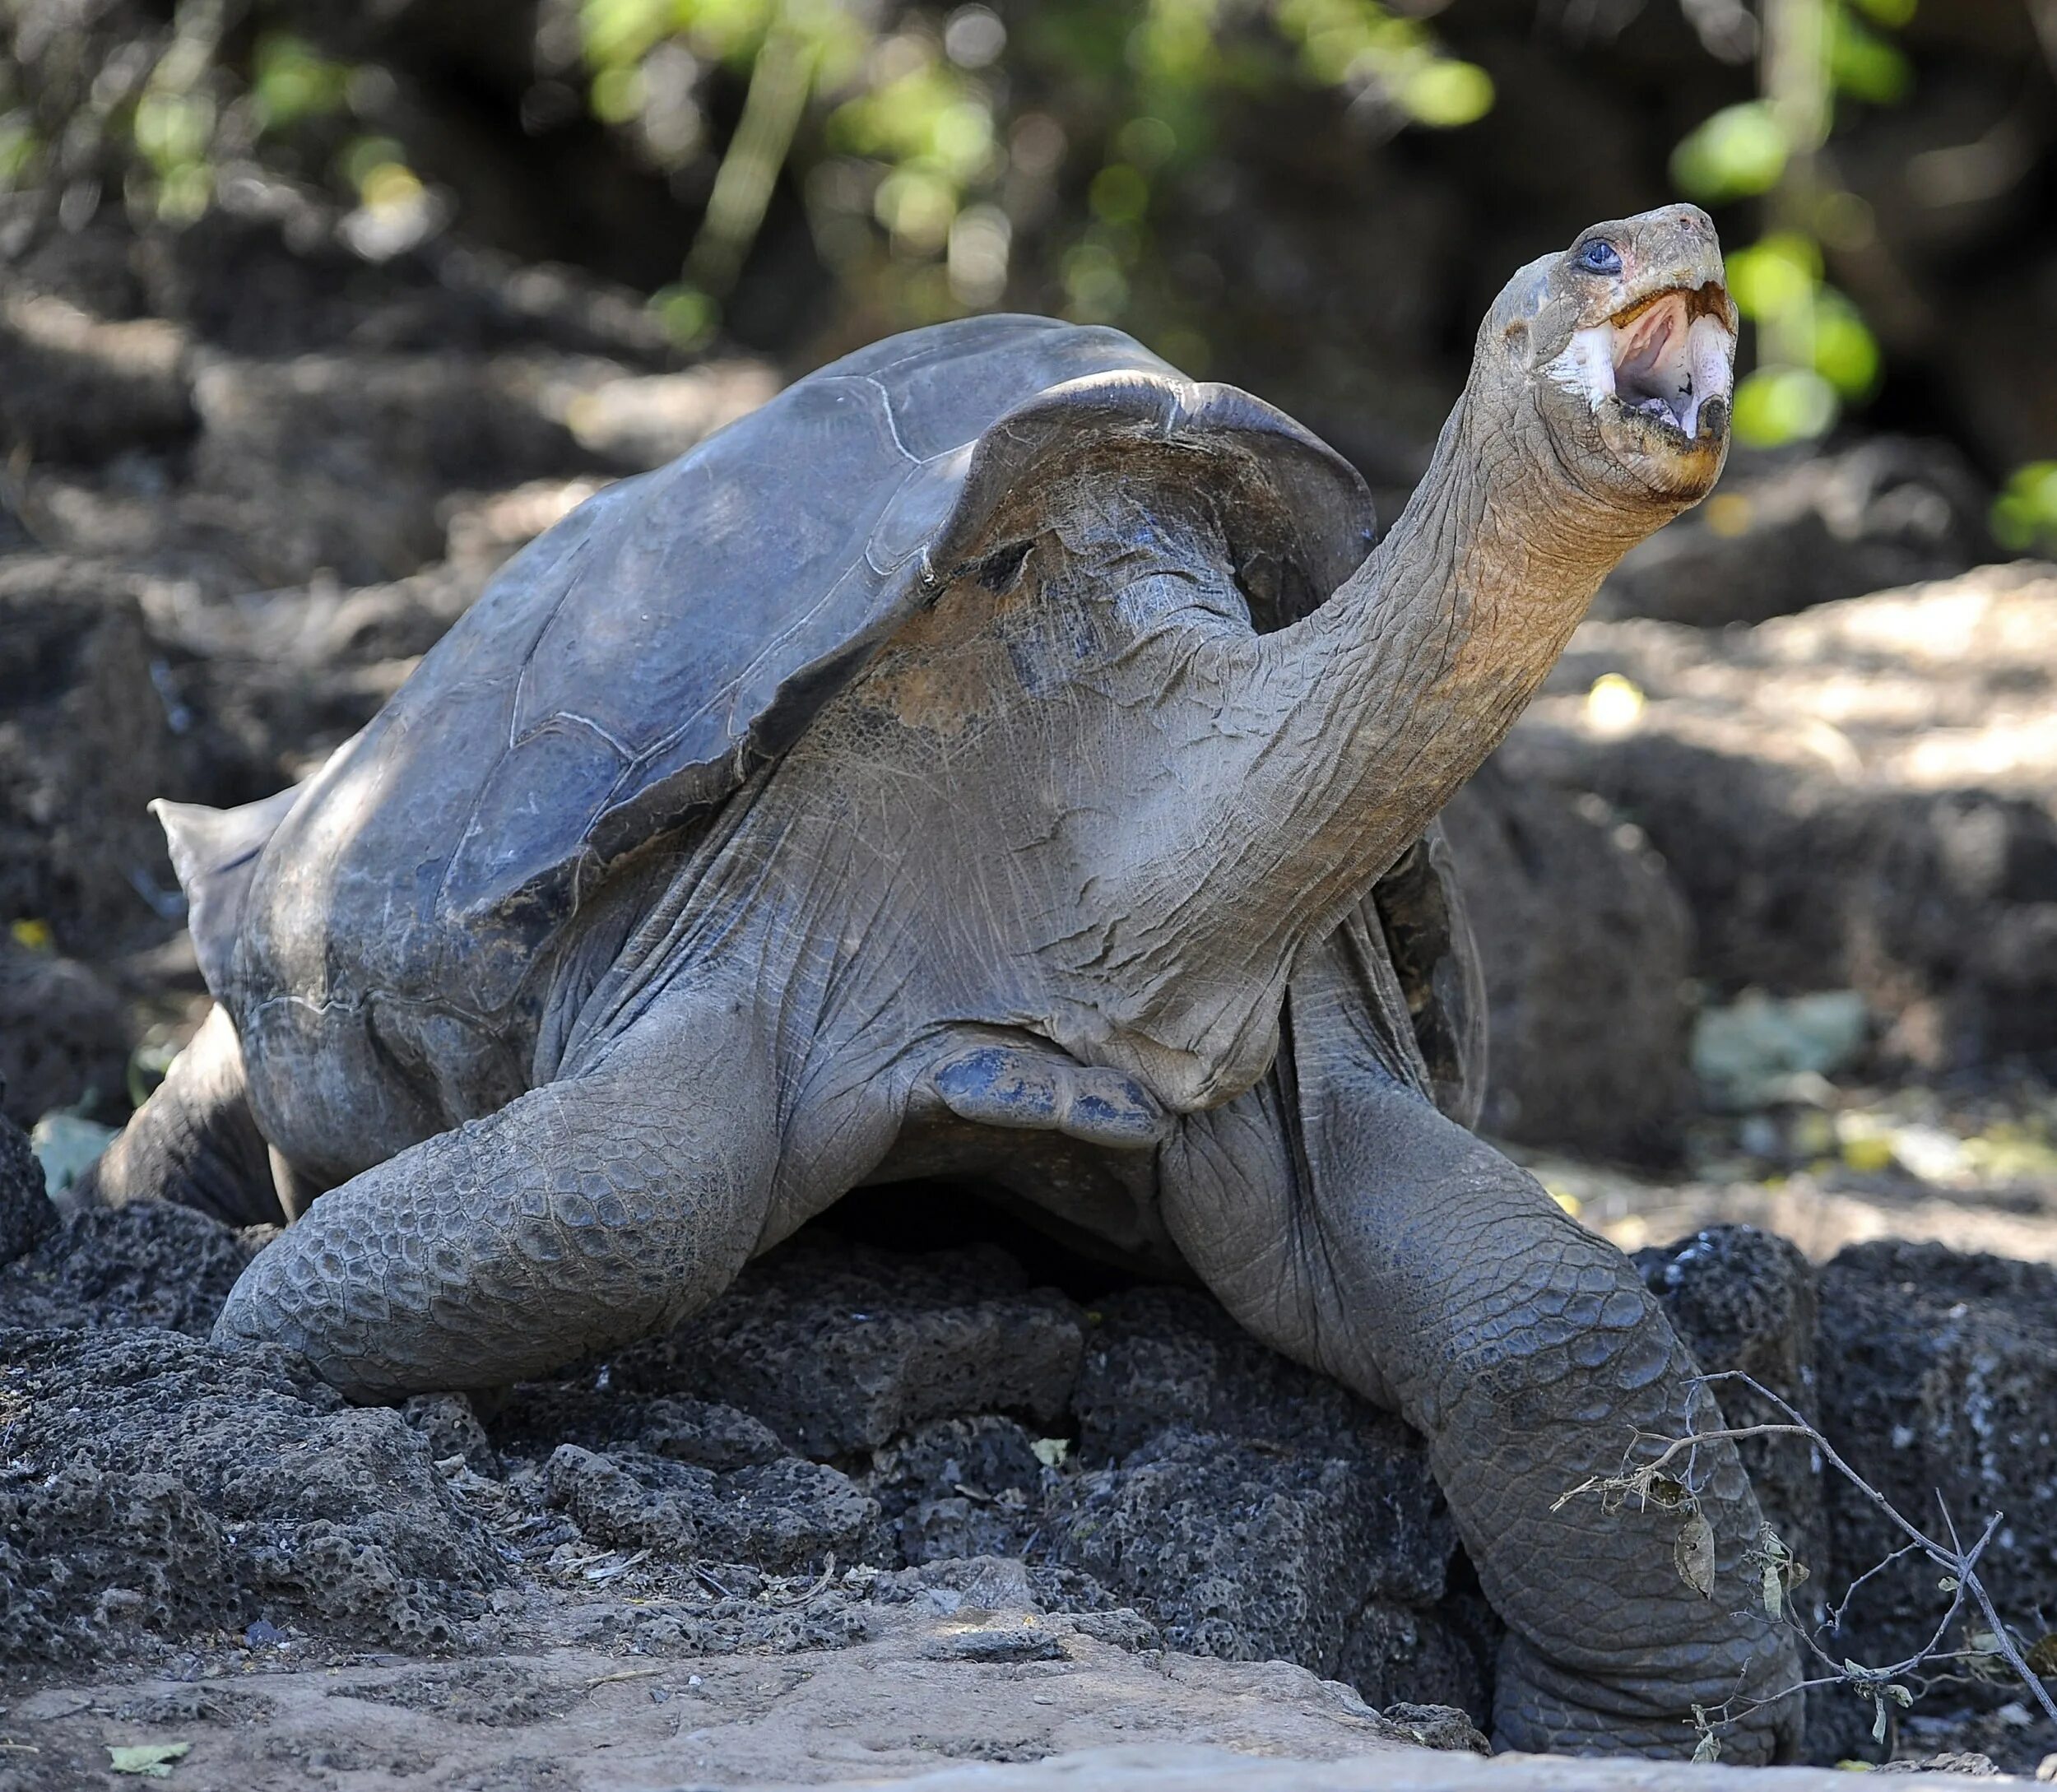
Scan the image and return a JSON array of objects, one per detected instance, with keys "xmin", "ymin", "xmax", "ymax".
[{"xmin": 1577, "ymin": 239, "xmax": 1622, "ymax": 276}]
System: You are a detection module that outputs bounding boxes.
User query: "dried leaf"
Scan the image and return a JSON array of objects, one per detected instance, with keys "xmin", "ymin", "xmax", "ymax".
[
  {"xmin": 108, "ymin": 1743, "xmax": 190, "ymax": 1778},
  {"xmin": 1675, "ymin": 1512, "xmax": 1716, "ymax": 1598},
  {"xmin": 1692, "ymin": 1729, "xmax": 1721, "ymax": 1764},
  {"xmin": 1870, "ymin": 1696, "xmax": 1888, "ymax": 1744},
  {"xmin": 2024, "ymin": 1632, "xmax": 2057, "ymax": 1678},
  {"xmin": 1762, "ymin": 1560, "xmax": 1783, "ymax": 1621},
  {"xmin": 1646, "ymin": 1473, "xmax": 1690, "ymax": 1511}
]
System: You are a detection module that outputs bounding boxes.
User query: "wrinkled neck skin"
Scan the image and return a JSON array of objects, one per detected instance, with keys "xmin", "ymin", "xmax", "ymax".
[
  {"xmin": 1189, "ymin": 369, "xmax": 1668, "ymax": 1020},
  {"xmin": 558, "ymin": 369, "xmax": 1683, "ymax": 1160}
]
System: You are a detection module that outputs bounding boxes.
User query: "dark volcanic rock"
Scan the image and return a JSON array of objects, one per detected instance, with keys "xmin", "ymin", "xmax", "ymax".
[
  {"xmin": 0, "ymin": 1202, "xmax": 258, "ymax": 1335},
  {"xmin": 1637, "ymin": 1225, "xmax": 1827, "ymax": 1599},
  {"xmin": 0, "ymin": 556, "xmax": 211, "ymax": 955},
  {"xmin": 0, "ymin": 1326, "xmax": 503, "ymax": 1663},
  {"xmin": 0, "ymin": 1110, "xmax": 54, "ymax": 1267},
  {"xmin": 868, "ymin": 1416, "xmax": 1048, "ymax": 1567},
  {"xmin": 1442, "ymin": 762, "xmax": 1693, "ymax": 1160},
  {"xmin": 544, "ymin": 1441, "xmax": 874, "ymax": 1571},
  {"xmin": 0, "ymin": 939, "xmax": 132, "ymax": 1128},
  {"xmin": 610, "ymin": 1237, "xmax": 1085, "ymax": 1457},
  {"xmin": 1818, "ymin": 1242, "xmax": 2057, "ymax": 1668},
  {"xmin": 1497, "ymin": 564, "xmax": 2057, "ymax": 1072},
  {"xmin": 1342, "ymin": 1604, "xmax": 1492, "ymax": 1728},
  {"xmin": 1048, "ymin": 1432, "xmax": 1436, "ymax": 1677},
  {"xmin": 1053, "ymin": 1286, "xmax": 1466, "ymax": 1695},
  {"xmin": 0, "ymin": 295, "xmax": 195, "ymax": 466},
  {"xmin": 1594, "ymin": 437, "xmax": 1989, "ymax": 629},
  {"xmin": 495, "ymin": 1384, "xmax": 786, "ymax": 1471}
]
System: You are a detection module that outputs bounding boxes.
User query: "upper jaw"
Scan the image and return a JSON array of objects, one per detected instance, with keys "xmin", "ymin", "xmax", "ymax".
[{"xmin": 1544, "ymin": 280, "xmax": 1736, "ymax": 446}]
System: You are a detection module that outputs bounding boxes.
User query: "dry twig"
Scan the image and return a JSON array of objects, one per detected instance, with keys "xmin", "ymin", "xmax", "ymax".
[{"xmin": 1556, "ymin": 1368, "xmax": 2057, "ymax": 1758}]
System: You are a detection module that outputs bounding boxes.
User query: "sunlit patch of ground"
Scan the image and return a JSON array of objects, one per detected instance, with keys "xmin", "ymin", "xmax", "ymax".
[{"xmin": 1510, "ymin": 1078, "xmax": 2057, "ymax": 1262}]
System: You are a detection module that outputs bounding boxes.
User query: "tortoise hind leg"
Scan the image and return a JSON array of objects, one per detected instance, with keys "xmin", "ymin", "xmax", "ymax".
[
  {"xmin": 1159, "ymin": 914, "xmax": 1801, "ymax": 1762},
  {"xmin": 72, "ymin": 1005, "xmax": 285, "ymax": 1227},
  {"xmin": 211, "ymin": 989, "xmax": 782, "ymax": 1400}
]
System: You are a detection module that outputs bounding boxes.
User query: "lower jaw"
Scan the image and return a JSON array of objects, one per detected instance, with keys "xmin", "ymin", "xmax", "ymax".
[{"xmin": 1604, "ymin": 404, "xmax": 1729, "ymax": 496}]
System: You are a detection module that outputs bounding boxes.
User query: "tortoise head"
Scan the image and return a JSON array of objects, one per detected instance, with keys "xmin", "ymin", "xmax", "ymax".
[{"xmin": 1480, "ymin": 203, "xmax": 1737, "ymax": 510}]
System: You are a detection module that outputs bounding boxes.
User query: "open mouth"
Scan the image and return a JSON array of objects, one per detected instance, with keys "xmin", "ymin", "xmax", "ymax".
[{"xmin": 1550, "ymin": 282, "xmax": 1735, "ymax": 443}]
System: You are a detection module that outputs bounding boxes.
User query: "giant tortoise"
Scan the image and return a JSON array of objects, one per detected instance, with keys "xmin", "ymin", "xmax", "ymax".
[{"xmin": 91, "ymin": 205, "xmax": 1797, "ymax": 1758}]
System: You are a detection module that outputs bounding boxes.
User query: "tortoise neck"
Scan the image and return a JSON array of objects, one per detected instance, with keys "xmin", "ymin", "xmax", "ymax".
[{"xmin": 1231, "ymin": 384, "xmax": 1645, "ymax": 946}]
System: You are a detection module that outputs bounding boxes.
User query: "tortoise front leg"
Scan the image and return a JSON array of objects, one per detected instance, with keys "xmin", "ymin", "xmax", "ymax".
[
  {"xmin": 74, "ymin": 1005, "xmax": 285, "ymax": 1226},
  {"xmin": 1161, "ymin": 975, "xmax": 1800, "ymax": 1759},
  {"xmin": 213, "ymin": 991, "xmax": 779, "ymax": 1400}
]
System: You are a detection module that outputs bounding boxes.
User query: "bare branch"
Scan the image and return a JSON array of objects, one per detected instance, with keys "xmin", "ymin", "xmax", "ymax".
[{"xmin": 1558, "ymin": 1368, "xmax": 2057, "ymax": 1748}]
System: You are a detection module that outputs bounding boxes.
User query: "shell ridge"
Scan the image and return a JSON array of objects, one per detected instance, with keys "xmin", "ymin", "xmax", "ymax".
[{"xmin": 859, "ymin": 374, "xmax": 922, "ymax": 466}]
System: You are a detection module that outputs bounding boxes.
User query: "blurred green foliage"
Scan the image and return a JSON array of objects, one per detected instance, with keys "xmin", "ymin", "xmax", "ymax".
[
  {"xmin": 1993, "ymin": 462, "xmax": 2057, "ymax": 556},
  {"xmin": 7, "ymin": 0, "xmax": 2024, "ymax": 490},
  {"xmin": 563, "ymin": 0, "xmax": 1495, "ymax": 352},
  {"xmin": 1670, "ymin": 0, "xmax": 1908, "ymax": 448}
]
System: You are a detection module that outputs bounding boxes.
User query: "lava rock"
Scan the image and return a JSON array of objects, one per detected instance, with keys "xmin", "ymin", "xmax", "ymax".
[
  {"xmin": 0, "ymin": 1202, "xmax": 259, "ymax": 1334},
  {"xmin": 610, "ymin": 1237, "xmax": 1085, "ymax": 1457},
  {"xmin": 402, "ymin": 1392, "xmax": 503, "ymax": 1479},
  {"xmin": 1340, "ymin": 1601, "xmax": 1489, "ymax": 1722},
  {"xmin": 0, "ymin": 939, "xmax": 132, "ymax": 1127},
  {"xmin": 0, "ymin": 557, "xmax": 210, "ymax": 955},
  {"xmin": 1818, "ymin": 1242, "xmax": 2057, "ymax": 1666},
  {"xmin": 1377, "ymin": 1699, "xmax": 1493, "ymax": 1755},
  {"xmin": 1047, "ymin": 1432, "xmax": 1432, "ymax": 1678},
  {"xmin": 1441, "ymin": 761, "xmax": 1693, "ymax": 1159},
  {"xmin": 0, "ymin": 1108, "xmax": 55, "ymax": 1267},
  {"xmin": 0, "ymin": 1325, "xmax": 503, "ymax": 1663},
  {"xmin": 543, "ymin": 1441, "xmax": 874, "ymax": 1571},
  {"xmin": 1636, "ymin": 1225, "xmax": 1827, "ymax": 1595},
  {"xmin": 1054, "ymin": 1287, "xmax": 1460, "ymax": 1682},
  {"xmin": 494, "ymin": 1384, "xmax": 787, "ymax": 1470},
  {"xmin": 1497, "ymin": 564, "xmax": 2057, "ymax": 1073},
  {"xmin": 1594, "ymin": 437, "xmax": 1989, "ymax": 629},
  {"xmin": 867, "ymin": 1415, "xmax": 1047, "ymax": 1566}
]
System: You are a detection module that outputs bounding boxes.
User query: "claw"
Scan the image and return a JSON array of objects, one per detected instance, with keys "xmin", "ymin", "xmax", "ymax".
[{"xmin": 929, "ymin": 1042, "xmax": 1168, "ymax": 1149}]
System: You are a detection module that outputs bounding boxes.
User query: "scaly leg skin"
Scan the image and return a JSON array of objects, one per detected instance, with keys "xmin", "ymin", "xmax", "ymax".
[
  {"xmin": 72, "ymin": 1004, "xmax": 285, "ymax": 1226},
  {"xmin": 212, "ymin": 990, "xmax": 779, "ymax": 1400},
  {"xmin": 1162, "ymin": 930, "xmax": 1801, "ymax": 1762}
]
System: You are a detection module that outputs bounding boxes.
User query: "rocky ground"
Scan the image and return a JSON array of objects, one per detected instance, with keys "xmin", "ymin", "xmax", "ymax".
[{"xmin": 5, "ymin": 196, "xmax": 2057, "ymax": 1787}]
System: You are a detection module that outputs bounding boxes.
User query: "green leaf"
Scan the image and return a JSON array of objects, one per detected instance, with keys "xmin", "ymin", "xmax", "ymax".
[
  {"xmin": 1732, "ymin": 367, "xmax": 1837, "ymax": 448},
  {"xmin": 1400, "ymin": 60, "xmax": 1493, "ymax": 129},
  {"xmin": 108, "ymin": 1743, "xmax": 192, "ymax": 1778},
  {"xmin": 1992, "ymin": 462, "xmax": 2057, "ymax": 555},
  {"xmin": 1725, "ymin": 233, "xmax": 1821, "ymax": 322},
  {"xmin": 1831, "ymin": 12, "xmax": 1912, "ymax": 105},
  {"xmin": 249, "ymin": 33, "xmax": 353, "ymax": 133},
  {"xmin": 1672, "ymin": 101, "xmax": 1787, "ymax": 202},
  {"xmin": 1812, "ymin": 289, "xmax": 1881, "ymax": 399}
]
